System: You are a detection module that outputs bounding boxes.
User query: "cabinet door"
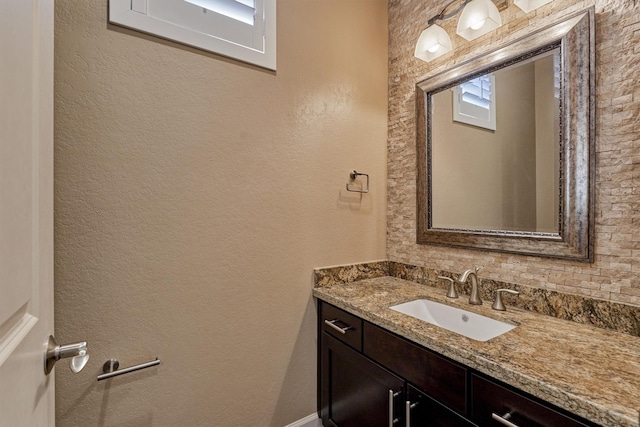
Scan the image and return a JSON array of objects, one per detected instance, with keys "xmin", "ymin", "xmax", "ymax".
[
  {"xmin": 406, "ymin": 385, "xmax": 477, "ymax": 427},
  {"xmin": 321, "ymin": 332, "xmax": 404, "ymax": 427}
]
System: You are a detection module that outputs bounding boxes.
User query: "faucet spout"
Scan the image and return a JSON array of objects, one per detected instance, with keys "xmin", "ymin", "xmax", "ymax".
[
  {"xmin": 458, "ymin": 269, "xmax": 472, "ymax": 283},
  {"xmin": 457, "ymin": 268, "xmax": 482, "ymax": 305}
]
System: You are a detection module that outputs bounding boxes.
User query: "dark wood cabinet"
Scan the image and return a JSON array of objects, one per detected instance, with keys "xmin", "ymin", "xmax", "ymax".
[
  {"xmin": 470, "ymin": 374, "xmax": 593, "ymax": 427},
  {"xmin": 364, "ymin": 322, "xmax": 467, "ymax": 414},
  {"xmin": 317, "ymin": 301, "xmax": 598, "ymax": 427},
  {"xmin": 406, "ymin": 385, "xmax": 477, "ymax": 427},
  {"xmin": 321, "ymin": 333, "xmax": 404, "ymax": 427}
]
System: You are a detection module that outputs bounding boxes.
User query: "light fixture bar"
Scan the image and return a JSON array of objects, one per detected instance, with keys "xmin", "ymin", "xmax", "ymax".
[
  {"xmin": 414, "ymin": 0, "xmax": 529, "ymax": 63},
  {"xmin": 428, "ymin": 0, "xmax": 470, "ymax": 25}
]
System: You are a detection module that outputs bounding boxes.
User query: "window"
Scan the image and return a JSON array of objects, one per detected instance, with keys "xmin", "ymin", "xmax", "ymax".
[
  {"xmin": 452, "ymin": 74, "xmax": 496, "ymax": 130},
  {"xmin": 109, "ymin": 0, "xmax": 276, "ymax": 70}
]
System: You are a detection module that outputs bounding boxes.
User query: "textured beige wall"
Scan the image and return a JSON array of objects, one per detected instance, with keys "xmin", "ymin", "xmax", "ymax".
[
  {"xmin": 54, "ymin": 1, "xmax": 388, "ymax": 425},
  {"xmin": 388, "ymin": 0, "xmax": 640, "ymax": 305}
]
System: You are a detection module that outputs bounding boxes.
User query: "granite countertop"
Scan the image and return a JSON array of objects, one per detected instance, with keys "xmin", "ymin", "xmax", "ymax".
[{"xmin": 313, "ymin": 276, "xmax": 640, "ymax": 427}]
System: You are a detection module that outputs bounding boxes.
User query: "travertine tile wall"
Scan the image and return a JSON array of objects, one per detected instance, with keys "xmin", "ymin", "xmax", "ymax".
[{"xmin": 387, "ymin": 0, "xmax": 640, "ymax": 306}]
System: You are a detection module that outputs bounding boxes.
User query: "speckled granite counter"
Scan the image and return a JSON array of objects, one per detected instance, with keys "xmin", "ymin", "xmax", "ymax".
[{"xmin": 313, "ymin": 276, "xmax": 640, "ymax": 427}]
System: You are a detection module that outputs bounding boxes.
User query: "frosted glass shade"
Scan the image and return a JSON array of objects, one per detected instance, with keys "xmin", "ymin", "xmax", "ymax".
[
  {"xmin": 414, "ymin": 24, "xmax": 453, "ymax": 62},
  {"xmin": 456, "ymin": 0, "xmax": 502, "ymax": 41},
  {"xmin": 514, "ymin": 0, "xmax": 553, "ymax": 13}
]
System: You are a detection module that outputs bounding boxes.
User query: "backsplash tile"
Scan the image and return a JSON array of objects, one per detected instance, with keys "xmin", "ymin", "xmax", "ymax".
[
  {"xmin": 313, "ymin": 260, "xmax": 389, "ymax": 287},
  {"xmin": 315, "ymin": 261, "xmax": 640, "ymax": 337},
  {"xmin": 391, "ymin": 261, "xmax": 640, "ymax": 337}
]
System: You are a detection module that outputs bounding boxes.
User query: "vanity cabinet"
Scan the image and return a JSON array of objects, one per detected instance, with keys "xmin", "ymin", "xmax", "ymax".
[
  {"xmin": 318, "ymin": 300, "xmax": 598, "ymax": 427},
  {"xmin": 320, "ymin": 303, "xmax": 404, "ymax": 426}
]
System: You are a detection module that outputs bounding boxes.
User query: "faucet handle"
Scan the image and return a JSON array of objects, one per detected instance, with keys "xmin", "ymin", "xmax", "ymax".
[
  {"xmin": 492, "ymin": 289, "xmax": 519, "ymax": 311},
  {"xmin": 438, "ymin": 276, "xmax": 458, "ymax": 299}
]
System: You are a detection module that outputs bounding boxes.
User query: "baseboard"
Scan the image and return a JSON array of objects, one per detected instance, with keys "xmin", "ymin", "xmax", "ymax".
[{"xmin": 283, "ymin": 413, "xmax": 321, "ymax": 427}]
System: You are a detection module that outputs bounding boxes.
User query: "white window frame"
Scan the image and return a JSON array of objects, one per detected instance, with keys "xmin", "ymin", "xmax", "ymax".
[
  {"xmin": 452, "ymin": 74, "xmax": 496, "ymax": 131},
  {"xmin": 109, "ymin": 0, "xmax": 276, "ymax": 70}
]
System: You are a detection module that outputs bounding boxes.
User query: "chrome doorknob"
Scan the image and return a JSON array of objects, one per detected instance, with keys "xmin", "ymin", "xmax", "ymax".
[{"xmin": 44, "ymin": 335, "xmax": 89, "ymax": 375}]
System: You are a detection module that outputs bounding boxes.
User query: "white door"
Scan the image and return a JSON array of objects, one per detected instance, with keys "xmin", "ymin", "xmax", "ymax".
[{"xmin": 0, "ymin": 0, "xmax": 55, "ymax": 425}]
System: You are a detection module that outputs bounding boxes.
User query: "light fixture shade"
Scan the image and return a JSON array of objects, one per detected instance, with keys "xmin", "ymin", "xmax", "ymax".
[
  {"xmin": 414, "ymin": 24, "xmax": 453, "ymax": 62},
  {"xmin": 456, "ymin": 0, "xmax": 502, "ymax": 41},
  {"xmin": 514, "ymin": 0, "xmax": 553, "ymax": 13}
]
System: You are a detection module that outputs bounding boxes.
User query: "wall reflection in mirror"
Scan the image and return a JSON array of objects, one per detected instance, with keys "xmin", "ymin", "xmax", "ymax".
[{"xmin": 431, "ymin": 48, "xmax": 561, "ymax": 233}]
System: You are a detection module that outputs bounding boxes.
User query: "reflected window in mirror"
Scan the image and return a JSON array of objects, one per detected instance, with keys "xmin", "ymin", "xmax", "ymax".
[{"xmin": 452, "ymin": 74, "xmax": 496, "ymax": 131}]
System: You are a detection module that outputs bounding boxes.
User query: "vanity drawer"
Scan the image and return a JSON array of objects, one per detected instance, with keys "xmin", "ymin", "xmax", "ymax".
[
  {"xmin": 320, "ymin": 302, "xmax": 362, "ymax": 351},
  {"xmin": 471, "ymin": 374, "xmax": 593, "ymax": 427},
  {"xmin": 363, "ymin": 322, "xmax": 467, "ymax": 414}
]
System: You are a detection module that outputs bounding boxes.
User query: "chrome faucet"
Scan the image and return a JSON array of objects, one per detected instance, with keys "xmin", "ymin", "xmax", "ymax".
[{"xmin": 457, "ymin": 267, "xmax": 482, "ymax": 305}]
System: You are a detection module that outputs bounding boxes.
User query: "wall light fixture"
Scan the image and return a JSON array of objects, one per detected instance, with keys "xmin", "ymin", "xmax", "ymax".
[
  {"xmin": 456, "ymin": 0, "xmax": 502, "ymax": 41},
  {"xmin": 415, "ymin": 0, "xmax": 553, "ymax": 63},
  {"xmin": 414, "ymin": 23, "xmax": 453, "ymax": 62},
  {"xmin": 514, "ymin": 0, "xmax": 553, "ymax": 13}
]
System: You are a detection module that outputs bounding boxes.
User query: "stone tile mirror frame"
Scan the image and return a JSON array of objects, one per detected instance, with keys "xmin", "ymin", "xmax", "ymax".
[{"xmin": 416, "ymin": 8, "xmax": 595, "ymax": 262}]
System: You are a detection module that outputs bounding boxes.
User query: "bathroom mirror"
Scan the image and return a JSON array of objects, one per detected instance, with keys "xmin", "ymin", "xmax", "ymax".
[{"xmin": 416, "ymin": 8, "xmax": 594, "ymax": 261}]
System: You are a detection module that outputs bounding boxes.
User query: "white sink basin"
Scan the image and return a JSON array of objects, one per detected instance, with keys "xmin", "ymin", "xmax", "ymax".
[{"xmin": 390, "ymin": 299, "xmax": 516, "ymax": 342}]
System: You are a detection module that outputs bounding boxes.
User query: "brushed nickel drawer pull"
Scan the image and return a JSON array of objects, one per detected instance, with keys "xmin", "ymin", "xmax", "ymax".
[
  {"xmin": 324, "ymin": 319, "xmax": 352, "ymax": 334},
  {"xmin": 389, "ymin": 390, "xmax": 400, "ymax": 427},
  {"xmin": 405, "ymin": 400, "xmax": 418, "ymax": 427},
  {"xmin": 492, "ymin": 412, "xmax": 519, "ymax": 427}
]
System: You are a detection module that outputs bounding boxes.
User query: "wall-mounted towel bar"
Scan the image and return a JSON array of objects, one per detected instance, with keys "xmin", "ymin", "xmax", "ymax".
[
  {"xmin": 346, "ymin": 170, "xmax": 369, "ymax": 193},
  {"xmin": 97, "ymin": 357, "xmax": 160, "ymax": 381}
]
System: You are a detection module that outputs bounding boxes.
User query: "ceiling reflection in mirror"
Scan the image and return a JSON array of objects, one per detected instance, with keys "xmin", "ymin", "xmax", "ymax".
[{"xmin": 430, "ymin": 48, "xmax": 561, "ymax": 233}]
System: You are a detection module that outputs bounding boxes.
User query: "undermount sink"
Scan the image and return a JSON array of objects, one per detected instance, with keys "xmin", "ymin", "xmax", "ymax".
[{"xmin": 390, "ymin": 299, "xmax": 516, "ymax": 342}]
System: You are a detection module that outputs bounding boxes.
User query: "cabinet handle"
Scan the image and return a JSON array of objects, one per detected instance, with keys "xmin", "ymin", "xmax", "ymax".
[
  {"xmin": 492, "ymin": 412, "xmax": 519, "ymax": 427},
  {"xmin": 389, "ymin": 390, "xmax": 400, "ymax": 426},
  {"xmin": 324, "ymin": 319, "xmax": 352, "ymax": 334},
  {"xmin": 405, "ymin": 400, "xmax": 418, "ymax": 427}
]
